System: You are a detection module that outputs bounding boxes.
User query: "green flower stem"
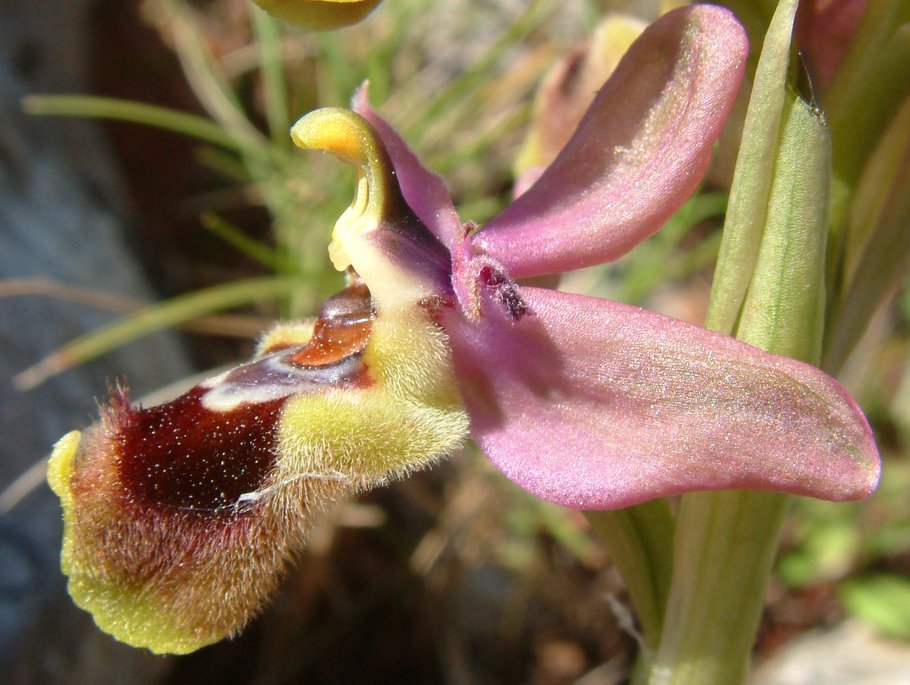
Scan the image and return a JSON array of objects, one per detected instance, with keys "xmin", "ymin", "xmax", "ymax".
[
  {"xmin": 640, "ymin": 96, "xmax": 830, "ymax": 685},
  {"xmin": 585, "ymin": 499, "xmax": 675, "ymax": 652},
  {"xmin": 632, "ymin": 2, "xmax": 834, "ymax": 682},
  {"xmin": 640, "ymin": 491, "xmax": 789, "ymax": 685}
]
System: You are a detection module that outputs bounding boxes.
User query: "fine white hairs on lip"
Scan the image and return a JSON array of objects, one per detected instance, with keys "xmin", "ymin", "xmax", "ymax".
[{"xmin": 232, "ymin": 470, "xmax": 352, "ymax": 513}]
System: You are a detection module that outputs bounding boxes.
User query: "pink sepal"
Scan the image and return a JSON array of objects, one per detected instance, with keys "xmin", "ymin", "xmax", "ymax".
[{"xmin": 443, "ymin": 287, "xmax": 880, "ymax": 509}]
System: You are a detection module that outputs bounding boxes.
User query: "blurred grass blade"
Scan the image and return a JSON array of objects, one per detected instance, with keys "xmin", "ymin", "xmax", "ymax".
[
  {"xmin": 251, "ymin": 5, "xmax": 290, "ymax": 146},
  {"xmin": 825, "ymin": 128, "xmax": 910, "ymax": 372},
  {"xmin": 156, "ymin": 0, "xmax": 267, "ymax": 151},
  {"xmin": 317, "ymin": 31, "xmax": 358, "ymax": 107},
  {"xmin": 431, "ymin": 103, "xmax": 529, "ymax": 178},
  {"xmin": 0, "ymin": 277, "xmax": 144, "ymax": 313},
  {"xmin": 825, "ymin": 19, "xmax": 910, "ymax": 285},
  {"xmin": 824, "ymin": 0, "xmax": 910, "ymax": 184},
  {"xmin": 362, "ymin": 0, "xmax": 430, "ymax": 103},
  {"xmin": 843, "ymin": 96, "xmax": 910, "ymax": 284},
  {"xmin": 14, "ymin": 276, "xmax": 295, "ymax": 390},
  {"xmin": 618, "ymin": 191, "xmax": 728, "ymax": 304},
  {"xmin": 201, "ymin": 211, "xmax": 290, "ymax": 272},
  {"xmin": 406, "ymin": 0, "xmax": 553, "ymax": 136},
  {"xmin": 0, "ymin": 457, "xmax": 49, "ymax": 515},
  {"xmin": 194, "ymin": 146, "xmax": 253, "ymax": 181},
  {"xmin": 23, "ymin": 95, "xmax": 240, "ymax": 150},
  {"xmin": 706, "ymin": 0, "xmax": 799, "ymax": 336},
  {"xmin": 1, "ymin": 277, "xmax": 271, "ymax": 337}
]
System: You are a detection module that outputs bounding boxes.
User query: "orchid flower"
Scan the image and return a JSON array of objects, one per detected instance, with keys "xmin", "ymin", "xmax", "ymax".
[
  {"xmin": 47, "ymin": 5, "xmax": 880, "ymax": 655},
  {"xmin": 252, "ymin": 0, "xmax": 383, "ymax": 29}
]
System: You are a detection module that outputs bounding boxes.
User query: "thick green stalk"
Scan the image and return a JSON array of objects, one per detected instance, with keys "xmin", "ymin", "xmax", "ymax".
[
  {"xmin": 642, "ymin": 98, "xmax": 828, "ymax": 685},
  {"xmin": 641, "ymin": 490, "xmax": 788, "ymax": 685},
  {"xmin": 636, "ymin": 1, "xmax": 833, "ymax": 682},
  {"xmin": 585, "ymin": 499, "xmax": 675, "ymax": 652}
]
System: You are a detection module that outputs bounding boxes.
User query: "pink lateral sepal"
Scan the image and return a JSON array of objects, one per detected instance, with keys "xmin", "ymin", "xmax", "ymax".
[{"xmin": 442, "ymin": 286, "xmax": 881, "ymax": 510}]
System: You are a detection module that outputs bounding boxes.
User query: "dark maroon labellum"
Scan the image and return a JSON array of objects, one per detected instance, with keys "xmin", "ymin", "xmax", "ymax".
[
  {"xmin": 112, "ymin": 279, "xmax": 378, "ymax": 518},
  {"xmin": 115, "ymin": 387, "xmax": 284, "ymax": 516}
]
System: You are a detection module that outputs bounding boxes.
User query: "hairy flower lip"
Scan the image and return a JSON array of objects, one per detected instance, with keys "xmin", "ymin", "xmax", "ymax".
[{"xmin": 48, "ymin": 272, "xmax": 469, "ymax": 653}]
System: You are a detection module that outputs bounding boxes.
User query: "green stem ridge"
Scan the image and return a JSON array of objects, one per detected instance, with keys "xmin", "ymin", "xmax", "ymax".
[
  {"xmin": 644, "ymin": 491, "xmax": 789, "ymax": 685},
  {"xmin": 585, "ymin": 499, "xmax": 675, "ymax": 652},
  {"xmin": 633, "ymin": 1, "xmax": 832, "ymax": 683}
]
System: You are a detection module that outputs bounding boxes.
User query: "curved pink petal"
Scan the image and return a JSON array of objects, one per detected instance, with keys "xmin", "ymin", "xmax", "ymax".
[
  {"xmin": 442, "ymin": 287, "xmax": 880, "ymax": 509},
  {"xmin": 352, "ymin": 84, "xmax": 463, "ymax": 249},
  {"xmin": 474, "ymin": 5, "xmax": 748, "ymax": 278}
]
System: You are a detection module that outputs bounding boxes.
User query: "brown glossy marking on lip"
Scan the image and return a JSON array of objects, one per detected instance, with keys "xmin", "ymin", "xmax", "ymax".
[
  {"xmin": 115, "ymin": 387, "xmax": 284, "ymax": 516},
  {"xmin": 284, "ymin": 280, "xmax": 375, "ymax": 368},
  {"xmin": 112, "ymin": 280, "xmax": 376, "ymax": 517}
]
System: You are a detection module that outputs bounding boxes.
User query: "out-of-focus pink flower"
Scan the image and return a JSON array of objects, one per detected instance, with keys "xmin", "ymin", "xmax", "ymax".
[
  {"xmin": 252, "ymin": 0, "xmax": 383, "ymax": 29},
  {"xmin": 797, "ymin": 0, "xmax": 868, "ymax": 88}
]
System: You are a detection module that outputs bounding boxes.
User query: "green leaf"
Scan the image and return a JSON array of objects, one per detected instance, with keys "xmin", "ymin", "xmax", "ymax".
[
  {"xmin": 840, "ymin": 575, "xmax": 910, "ymax": 640},
  {"xmin": 14, "ymin": 276, "xmax": 295, "ymax": 390},
  {"xmin": 737, "ymin": 96, "xmax": 829, "ymax": 363}
]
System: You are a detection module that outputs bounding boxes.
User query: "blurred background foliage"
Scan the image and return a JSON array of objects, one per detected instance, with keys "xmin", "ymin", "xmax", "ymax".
[{"xmin": 4, "ymin": 0, "xmax": 910, "ymax": 681}]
